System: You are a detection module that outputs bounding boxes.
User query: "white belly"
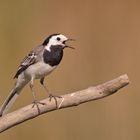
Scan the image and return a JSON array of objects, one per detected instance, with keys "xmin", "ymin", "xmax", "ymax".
[{"xmin": 24, "ymin": 61, "xmax": 56, "ymax": 79}]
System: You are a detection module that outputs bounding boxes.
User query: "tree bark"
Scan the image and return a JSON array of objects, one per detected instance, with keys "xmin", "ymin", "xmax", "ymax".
[{"xmin": 0, "ymin": 74, "xmax": 129, "ymax": 133}]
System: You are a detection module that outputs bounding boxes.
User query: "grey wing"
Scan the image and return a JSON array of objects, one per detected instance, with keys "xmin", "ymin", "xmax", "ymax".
[{"xmin": 14, "ymin": 45, "xmax": 44, "ymax": 78}]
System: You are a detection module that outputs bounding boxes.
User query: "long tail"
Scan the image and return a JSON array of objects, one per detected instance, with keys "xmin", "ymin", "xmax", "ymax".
[{"xmin": 0, "ymin": 79, "xmax": 28, "ymax": 116}]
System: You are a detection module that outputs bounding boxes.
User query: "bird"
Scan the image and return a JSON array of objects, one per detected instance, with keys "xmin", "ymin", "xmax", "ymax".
[{"xmin": 0, "ymin": 33, "xmax": 74, "ymax": 116}]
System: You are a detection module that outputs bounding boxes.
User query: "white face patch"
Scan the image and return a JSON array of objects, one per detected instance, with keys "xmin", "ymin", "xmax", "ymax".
[{"xmin": 45, "ymin": 34, "xmax": 68, "ymax": 51}]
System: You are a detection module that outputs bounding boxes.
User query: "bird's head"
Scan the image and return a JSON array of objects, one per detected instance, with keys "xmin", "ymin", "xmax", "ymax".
[{"xmin": 43, "ymin": 34, "xmax": 75, "ymax": 51}]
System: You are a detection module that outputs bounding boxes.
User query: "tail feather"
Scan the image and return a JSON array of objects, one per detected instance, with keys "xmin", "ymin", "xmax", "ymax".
[
  {"xmin": 0, "ymin": 88, "xmax": 20, "ymax": 116},
  {"xmin": 0, "ymin": 77, "xmax": 29, "ymax": 116}
]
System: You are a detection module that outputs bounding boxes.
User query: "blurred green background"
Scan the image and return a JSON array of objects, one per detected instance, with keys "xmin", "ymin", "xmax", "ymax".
[{"xmin": 0, "ymin": 0, "xmax": 139, "ymax": 139}]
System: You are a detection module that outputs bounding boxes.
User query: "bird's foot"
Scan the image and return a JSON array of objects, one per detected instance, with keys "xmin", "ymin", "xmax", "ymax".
[
  {"xmin": 32, "ymin": 100, "xmax": 45, "ymax": 108},
  {"xmin": 32, "ymin": 100, "xmax": 46, "ymax": 114},
  {"xmin": 49, "ymin": 94, "xmax": 62, "ymax": 101},
  {"xmin": 49, "ymin": 94, "xmax": 62, "ymax": 109}
]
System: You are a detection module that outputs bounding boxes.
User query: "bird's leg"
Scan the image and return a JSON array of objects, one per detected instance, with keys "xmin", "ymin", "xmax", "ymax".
[
  {"xmin": 40, "ymin": 77, "xmax": 62, "ymax": 108},
  {"xmin": 40, "ymin": 77, "xmax": 49, "ymax": 95},
  {"xmin": 29, "ymin": 78, "xmax": 45, "ymax": 113}
]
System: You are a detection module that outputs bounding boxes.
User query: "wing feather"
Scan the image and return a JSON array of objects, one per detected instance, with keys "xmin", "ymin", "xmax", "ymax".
[{"xmin": 14, "ymin": 45, "xmax": 44, "ymax": 78}]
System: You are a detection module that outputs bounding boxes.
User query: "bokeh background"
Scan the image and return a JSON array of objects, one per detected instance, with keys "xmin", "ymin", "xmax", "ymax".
[{"xmin": 0, "ymin": 0, "xmax": 139, "ymax": 139}]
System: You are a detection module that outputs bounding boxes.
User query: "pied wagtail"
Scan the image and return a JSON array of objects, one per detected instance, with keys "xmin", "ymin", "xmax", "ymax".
[{"xmin": 0, "ymin": 33, "xmax": 74, "ymax": 116}]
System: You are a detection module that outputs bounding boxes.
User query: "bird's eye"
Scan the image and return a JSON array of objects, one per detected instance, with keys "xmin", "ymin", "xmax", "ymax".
[{"xmin": 56, "ymin": 37, "xmax": 61, "ymax": 41}]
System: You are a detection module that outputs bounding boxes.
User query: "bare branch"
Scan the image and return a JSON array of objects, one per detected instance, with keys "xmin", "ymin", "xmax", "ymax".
[{"xmin": 0, "ymin": 74, "xmax": 129, "ymax": 133}]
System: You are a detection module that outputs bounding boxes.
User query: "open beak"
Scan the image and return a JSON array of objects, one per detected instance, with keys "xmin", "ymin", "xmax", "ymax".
[{"xmin": 63, "ymin": 39, "xmax": 75, "ymax": 49}]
